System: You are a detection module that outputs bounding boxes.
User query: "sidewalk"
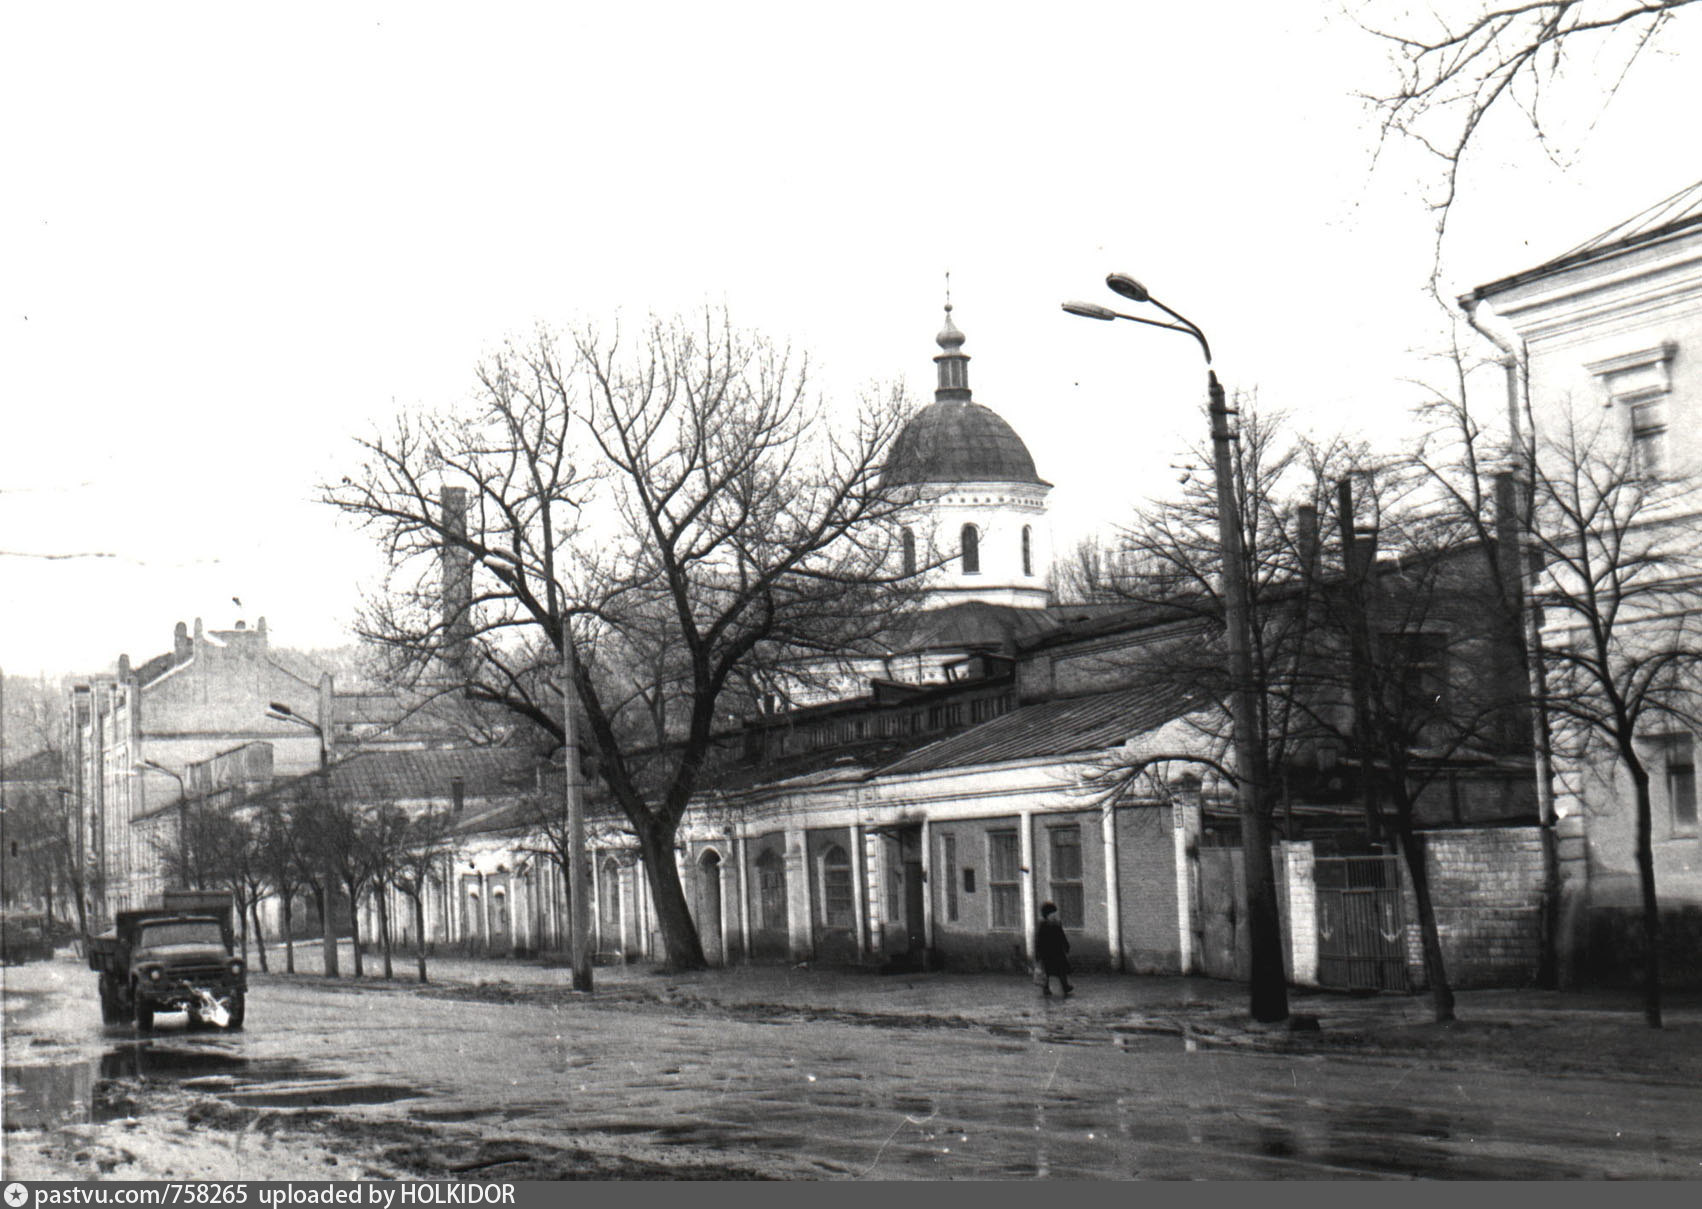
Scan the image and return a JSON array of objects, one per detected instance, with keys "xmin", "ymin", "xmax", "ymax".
[{"xmin": 249, "ymin": 939, "xmax": 1702, "ymax": 1080}]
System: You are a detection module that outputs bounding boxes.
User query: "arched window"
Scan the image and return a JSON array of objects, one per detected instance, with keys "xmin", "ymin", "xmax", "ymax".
[
  {"xmin": 961, "ymin": 524, "xmax": 980, "ymax": 574},
  {"xmin": 820, "ymin": 844, "xmax": 853, "ymax": 927},
  {"xmin": 1021, "ymin": 525, "xmax": 1033, "ymax": 576},
  {"xmin": 755, "ymin": 849, "xmax": 787, "ymax": 931},
  {"xmin": 902, "ymin": 527, "xmax": 916, "ymax": 576}
]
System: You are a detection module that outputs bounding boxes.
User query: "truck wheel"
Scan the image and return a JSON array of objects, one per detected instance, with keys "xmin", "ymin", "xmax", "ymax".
[
  {"xmin": 134, "ymin": 996, "xmax": 154, "ymax": 1032},
  {"xmin": 225, "ymin": 991, "xmax": 245, "ymax": 1031}
]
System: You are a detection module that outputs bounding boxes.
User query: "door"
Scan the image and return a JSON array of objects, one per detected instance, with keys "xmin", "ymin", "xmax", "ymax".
[
  {"xmin": 1197, "ymin": 845, "xmax": 1248, "ymax": 981},
  {"xmin": 1315, "ymin": 854, "xmax": 1407, "ymax": 991},
  {"xmin": 881, "ymin": 826, "xmax": 926, "ymax": 962},
  {"xmin": 597, "ymin": 857, "xmax": 624, "ymax": 960},
  {"xmin": 697, "ymin": 850, "xmax": 724, "ymax": 966}
]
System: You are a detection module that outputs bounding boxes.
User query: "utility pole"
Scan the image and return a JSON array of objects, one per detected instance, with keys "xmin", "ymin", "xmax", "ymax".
[
  {"xmin": 562, "ymin": 620, "xmax": 592, "ymax": 992},
  {"xmin": 1208, "ymin": 373, "xmax": 1289, "ymax": 1024}
]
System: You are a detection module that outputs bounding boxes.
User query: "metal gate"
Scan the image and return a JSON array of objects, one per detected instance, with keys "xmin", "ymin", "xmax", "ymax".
[{"xmin": 1314, "ymin": 854, "xmax": 1408, "ymax": 991}]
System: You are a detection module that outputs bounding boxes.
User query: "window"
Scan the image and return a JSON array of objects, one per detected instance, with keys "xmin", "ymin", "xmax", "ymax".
[
  {"xmin": 941, "ymin": 834, "xmax": 959, "ymax": 922},
  {"xmin": 1382, "ymin": 631, "xmax": 1448, "ymax": 722},
  {"xmin": 901, "ymin": 527, "xmax": 917, "ymax": 577},
  {"xmin": 988, "ymin": 829, "xmax": 1020, "ymax": 930},
  {"xmin": 820, "ymin": 844, "xmax": 853, "ymax": 927},
  {"xmin": 1048, "ymin": 826, "xmax": 1084, "ymax": 927},
  {"xmin": 1660, "ymin": 735, "xmax": 1698, "ymax": 834},
  {"xmin": 961, "ymin": 524, "xmax": 980, "ymax": 574},
  {"xmin": 756, "ymin": 849, "xmax": 787, "ymax": 931},
  {"xmin": 1588, "ymin": 343, "xmax": 1676, "ymax": 480},
  {"xmin": 1021, "ymin": 525, "xmax": 1033, "ymax": 576},
  {"xmin": 1630, "ymin": 395, "xmax": 1667, "ymax": 476}
]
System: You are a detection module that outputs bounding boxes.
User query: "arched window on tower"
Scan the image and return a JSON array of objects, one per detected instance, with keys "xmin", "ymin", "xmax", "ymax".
[
  {"xmin": 961, "ymin": 524, "xmax": 980, "ymax": 574},
  {"xmin": 902, "ymin": 527, "xmax": 916, "ymax": 577},
  {"xmin": 1022, "ymin": 525, "xmax": 1033, "ymax": 576}
]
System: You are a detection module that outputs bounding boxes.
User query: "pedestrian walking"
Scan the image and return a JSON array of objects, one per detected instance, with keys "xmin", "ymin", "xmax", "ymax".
[{"xmin": 1034, "ymin": 901, "xmax": 1073, "ymax": 997}]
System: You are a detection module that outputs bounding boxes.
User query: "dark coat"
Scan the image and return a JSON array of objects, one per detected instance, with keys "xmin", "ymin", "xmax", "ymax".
[{"xmin": 1035, "ymin": 917, "xmax": 1071, "ymax": 976}]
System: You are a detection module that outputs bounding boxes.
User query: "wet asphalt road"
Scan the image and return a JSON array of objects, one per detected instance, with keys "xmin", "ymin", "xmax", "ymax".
[{"xmin": 5, "ymin": 956, "xmax": 1700, "ymax": 1179}]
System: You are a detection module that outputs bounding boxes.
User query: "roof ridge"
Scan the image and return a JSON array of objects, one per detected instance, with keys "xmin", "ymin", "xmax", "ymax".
[{"xmin": 1555, "ymin": 178, "xmax": 1702, "ymax": 261}]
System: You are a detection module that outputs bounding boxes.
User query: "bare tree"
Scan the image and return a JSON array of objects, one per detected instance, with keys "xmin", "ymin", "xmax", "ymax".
[
  {"xmin": 327, "ymin": 308, "xmax": 922, "ymax": 970},
  {"xmin": 1420, "ymin": 349, "xmax": 1702, "ymax": 1025},
  {"xmin": 254, "ymin": 798, "xmax": 305, "ymax": 975},
  {"xmin": 1363, "ymin": 0, "xmax": 1698, "ymax": 263},
  {"xmin": 361, "ymin": 803, "xmax": 410, "ymax": 980},
  {"xmin": 1527, "ymin": 410, "xmax": 1702, "ymax": 1027},
  {"xmin": 392, "ymin": 809, "xmax": 455, "ymax": 984}
]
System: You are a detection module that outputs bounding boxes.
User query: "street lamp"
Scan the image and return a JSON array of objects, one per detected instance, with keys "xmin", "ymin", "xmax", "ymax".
[
  {"xmin": 266, "ymin": 701, "xmax": 339, "ymax": 977},
  {"xmin": 1062, "ymin": 273, "xmax": 1289, "ymax": 1023},
  {"xmin": 135, "ymin": 759, "xmax": 190, "ymax": 889}
]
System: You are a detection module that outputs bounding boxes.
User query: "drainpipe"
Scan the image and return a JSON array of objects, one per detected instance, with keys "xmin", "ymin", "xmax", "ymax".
[
  {"xmin": 1019, "ymin": 810, "xmax": 1037, "ymax": 962},
  {"xmin": 1461, "ymin": 294, "xmax": 1562, "ymax": 988},
  {"xmin": 1101, "ymin": 791, "xmax": 1123, "ymax": 972}
]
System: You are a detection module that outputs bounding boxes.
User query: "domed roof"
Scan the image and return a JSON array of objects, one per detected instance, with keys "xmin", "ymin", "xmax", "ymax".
[
  {"xmin": 883, "ymin": 302, "xmax": 1049, "ymax": 488},
  {"xmin": 884, "ymin": 399, "xmax": 1048, "ymax": 487}
]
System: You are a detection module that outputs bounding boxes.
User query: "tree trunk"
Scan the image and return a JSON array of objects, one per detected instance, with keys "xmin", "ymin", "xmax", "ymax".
[
  {"xmin": 1395, "ymin": 822, "xmax": 1455, "ymax": 1023},
  {"xmin": 316, "ymin": 880, "xmax": 340, "ymax": 978},
  {"xmin": 636, "ymin": 818, "xmax": 707, "ymax": 970},
  {"xmin": 282, "ymin": 892, "xmax": 296, "ymax": 974},
  {"xmin": 412, "ymin": 893, "xmax": 429, "ymax": 984},
  {"xmin": 345, "ymin": 879, "xmax": 365, "ymax": 978},
  {"xmin": 1242, "ymin": 795, "xmax": 1290, "ymax": 1023},
  {"xmin": 378, "ymin": 885, "xmax": 394, "ymax": 980},
  {"xmin": 250, "ymin": 894, "xmax": 269, "ymax": 973},
  {"xmin": 1630, "ymin": 762, "xmax": 1663, "ymax": 1028}
]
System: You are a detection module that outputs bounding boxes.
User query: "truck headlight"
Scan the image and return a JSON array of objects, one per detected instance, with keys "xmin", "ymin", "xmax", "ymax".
[
  {"xmin": 147, "ymin": 967, "xmax": 162, "ymax": 981},
  {"xmin": 228, "ymin": 959, "xmax": 244, "ymax": 976}
]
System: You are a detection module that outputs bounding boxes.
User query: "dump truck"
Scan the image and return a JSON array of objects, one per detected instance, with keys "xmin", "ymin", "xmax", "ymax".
[{"xmin": 86, "ymin": 890, "xmax": 247, "ymax": 1030}]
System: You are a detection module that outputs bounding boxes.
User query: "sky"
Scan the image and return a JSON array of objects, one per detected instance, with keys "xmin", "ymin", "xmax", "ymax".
[{"xmin": 3, "ymin": 1, "xmax": 1700, "ymax": 678}]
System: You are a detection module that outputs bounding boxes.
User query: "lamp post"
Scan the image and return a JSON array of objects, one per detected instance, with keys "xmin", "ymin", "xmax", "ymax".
[
  {"xmin": 135, "ymin": 759, "xmax": 191, "ymax": 889},
  {"xmin": 268, "ymin": 701, "xmax": 339, "ymax": 978},
  {"xmin": 1063, "ymin": 275, "xmax": 1289, "ymax": 1023}
]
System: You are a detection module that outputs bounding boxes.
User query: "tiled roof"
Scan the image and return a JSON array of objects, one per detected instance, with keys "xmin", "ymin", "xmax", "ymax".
[
  {"xmin": 901, "ymin": 600, "xmax": 1059, "ymax": 651},
  {"xmin": 877, "ymin": 683, "xmax": 1195, "ymax": 776},
  {"xmin": 248, "ymin": 746, "xmax": 546, "ymax": 806}
]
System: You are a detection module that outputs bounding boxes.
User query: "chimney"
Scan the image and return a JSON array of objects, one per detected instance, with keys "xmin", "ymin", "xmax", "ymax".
[
  {"xmin": 174, "ymin": 621, "xmax": 191, "ymax": 661},
  {"xmin": 1296, "ymin": 504, "xmax": 1319, "ymax": 576},
  {"xmin": 1335, "ymin": 479, "xmax": 1377, "ymax": 582},
  {"xmin": 451, "ymin": 775, "xmax": 465, "ymax": 813},
  {"xmin": 441, "ymin": 486, "xmax": 474, "ymax": 681}
]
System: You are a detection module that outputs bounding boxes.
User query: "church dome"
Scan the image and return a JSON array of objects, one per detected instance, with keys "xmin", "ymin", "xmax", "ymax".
[
  {"xmin": 883, "ymin": 303, "xmax": 1049, "ymax": 488},
  {"xmin": 884, "ymin": 399, "xmax": 1047, "ymax": 487}
]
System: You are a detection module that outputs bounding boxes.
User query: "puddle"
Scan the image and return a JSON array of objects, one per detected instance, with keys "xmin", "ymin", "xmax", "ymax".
[
  {"xmin": 4, "ymin": 1063, "xmax": 106, "ymax": 1129},
  {"xmin": 5, "ymin": 1043, "xmax": 424, "ymax": 1128},
  {"xmin": 222, "ymin": 1083, "xmax": 422, "ymax": 1108}
]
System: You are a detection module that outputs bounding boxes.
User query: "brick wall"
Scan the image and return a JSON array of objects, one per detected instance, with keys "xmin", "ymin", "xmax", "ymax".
[
  {"xmin": 1400, "ymin": 826, "xmax": 1546, "ymax": 989},
  {"xmin": 1115, "ymin": 804, "xmax": 1181, "ymax": 973}
]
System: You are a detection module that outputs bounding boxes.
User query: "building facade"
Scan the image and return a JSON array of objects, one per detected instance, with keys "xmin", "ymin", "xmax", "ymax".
[{"xmin": 1467, "ymin": 179, "xmax": 1702, "ymax": 984}]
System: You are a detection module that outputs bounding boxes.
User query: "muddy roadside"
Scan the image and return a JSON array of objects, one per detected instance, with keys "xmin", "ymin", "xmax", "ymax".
[
  {"xmin": 8, "ymin": 1085, "xmax": 799, "ymax": 1181},
  {"xmin": 358, "ymin": 971, "xmax": 1702, "ymax": 1085}
]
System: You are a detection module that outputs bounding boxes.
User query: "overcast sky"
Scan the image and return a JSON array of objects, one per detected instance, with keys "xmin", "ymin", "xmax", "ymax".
[{"xmin": 3, "ymin": 1, "xmax": 1699, "ymax": 678}]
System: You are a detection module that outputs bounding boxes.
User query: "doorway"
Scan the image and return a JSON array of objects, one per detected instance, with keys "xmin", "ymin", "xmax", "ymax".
[{"xmin": 697, "ymin": 850, "xmax": 724, "ymax": 966}]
